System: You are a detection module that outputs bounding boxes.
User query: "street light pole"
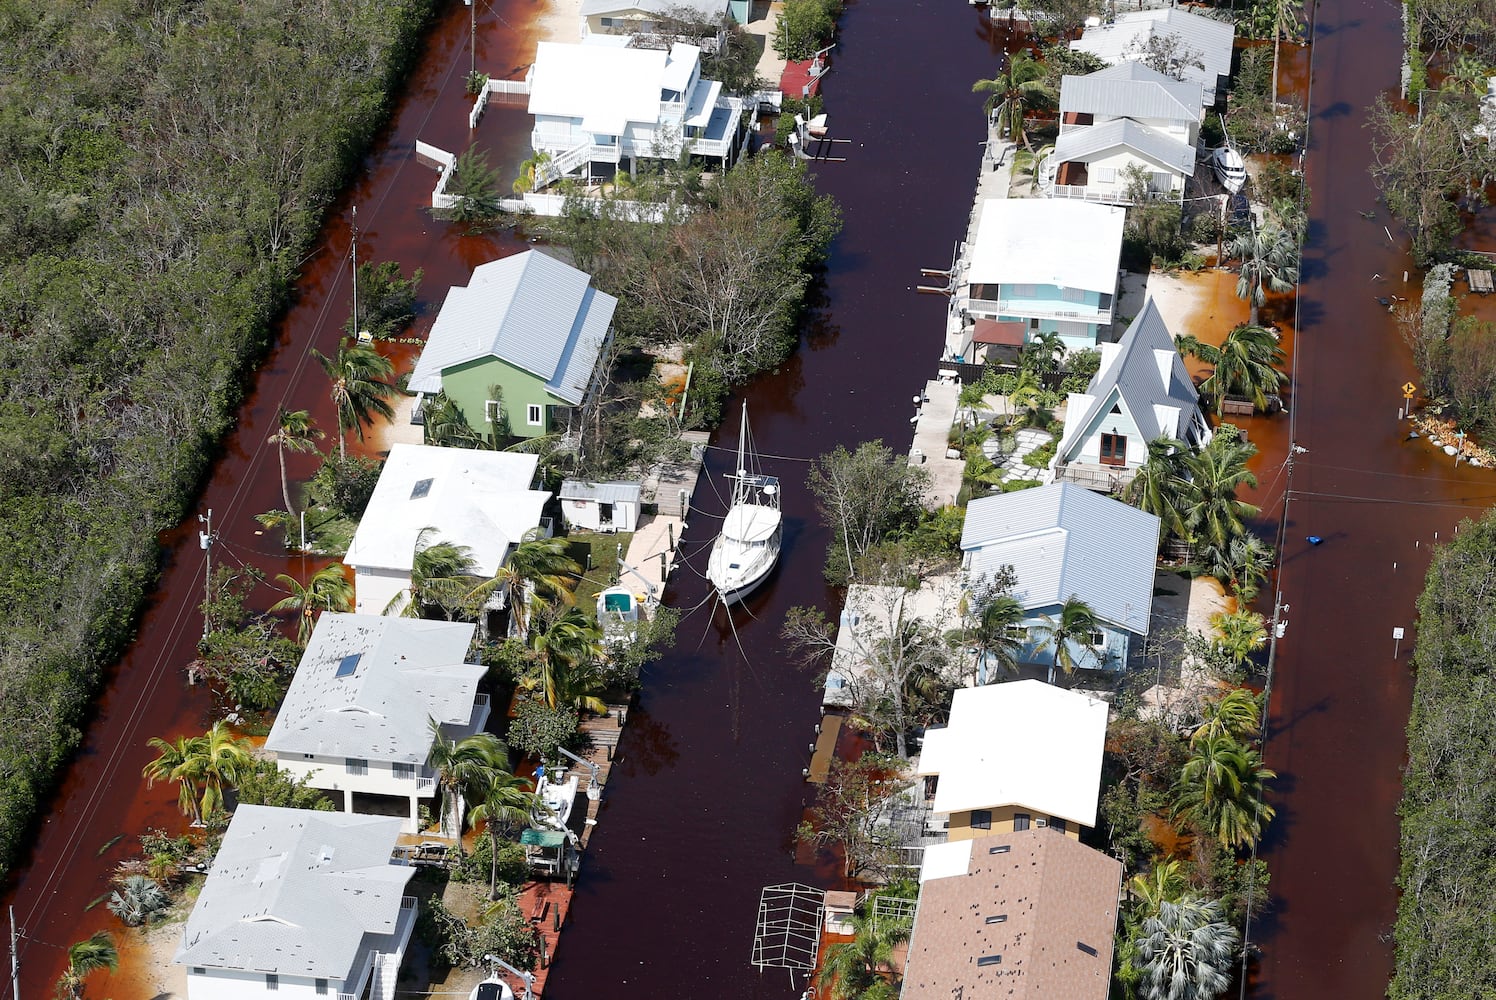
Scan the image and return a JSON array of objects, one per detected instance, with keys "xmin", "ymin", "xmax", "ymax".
[{"xmin": 198, "ymin": 509, "xmax": 215, "ymax": 638}]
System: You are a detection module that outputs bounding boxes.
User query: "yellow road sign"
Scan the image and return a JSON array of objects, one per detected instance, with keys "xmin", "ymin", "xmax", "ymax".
[{"xmin": 1402, "ymin": 382, "xmax": 1417, "ymax": 398}]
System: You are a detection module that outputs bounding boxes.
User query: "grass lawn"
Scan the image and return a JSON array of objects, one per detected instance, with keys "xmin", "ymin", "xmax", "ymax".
[{"xmin": 564, "ymin": 531, "xmax": 633, "ymax": 620}]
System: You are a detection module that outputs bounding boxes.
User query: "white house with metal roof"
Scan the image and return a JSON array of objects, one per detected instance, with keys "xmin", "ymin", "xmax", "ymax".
[
  {"xmin": 956, "ymin": 199, "xmax": 1126, "ymax": 354},
  {"xmin": 408, "ymin": 250, "xmax": 616, "ymax": 442},
  {"xmin": 822, "ymin": 577, "xmax": 964, "ymax": 709},
  {"xmin": 526, "ymin": 38, "xmax": 746, "ymax": 186},
  {"xmin": 960, "ymin": 482, "xmax": 1161, "ymax": 672},
  {"xmin": 265, "ymin": 614, "xmax": 489, "ymax": 834},
  {"xmin": 1049, "ymin": 63, "xmax": 1203, "ymax": 205},
  {"xmin": 558, "ymin": 479, "xmax": 642, "ymax": 532},
  {"xmin": 174, "ymin": 806, "xmax": 417, "ymax": 1000},
  {"xmin": 915, "ymin": 680, "xmax": 1109, "ymax": 841},
  {"xmin": 1071, "ymin": 8, "xmax": 1236, "ymax": 106},
  {"xmin": 1052, "ymin": 298, "xmax": 1210, "ymax": 491},
  {"xmin": 344, "ymin": 444, "xmax": 551, "ymax": 616}
]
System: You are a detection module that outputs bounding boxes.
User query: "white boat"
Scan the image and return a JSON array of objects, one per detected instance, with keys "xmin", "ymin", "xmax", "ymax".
[
  {"xmin": 1211, "ymin": 145, "xmax": 1246, "ymax": 194},
  {"xmin": 470, "ymin": 980, "xmax": 515, "ymax": 1000},
  {"xmin": 707, "ymin": 402, "xmax": 782, "ymax": 605},
  {"xmin": 533, "ymin": 770, "xmax": 579, "ymax": 828}
]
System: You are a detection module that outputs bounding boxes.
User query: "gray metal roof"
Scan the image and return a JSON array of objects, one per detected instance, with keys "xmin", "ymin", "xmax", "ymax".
[
  {"xmin": 409, "ymin": 250, "xmax": 617, "ymax": 406},
  {"xmin": 174, "ymin": 806, "xmax": 414, "ymax": 978},
  {"xmin": 1053, "ymin": 118, "xmax": 1197, "ymax": 176},
  {"xmin": 1059, "ymin": 62, "xmax": 1202, "ymax": 123},
  {"xmin": 1070, "ymin": 8, "xmax": 1235, "ymax": 102},
  {"xmin": 1059, "ymin": 299, "xmax": 1200, "ymax": 465},
  {"xmin": 265, "ymin": 614, "xmax": 483, "ymax": 764},
  {"xmin": 580, "ymin": 0, "xmax": 729, "ymax": 18},
  {"xmin": 559, "ymin": 479, "xmax": 642, "ymax": 503},
  {"xmin": 960, "ymin": 482, "xmax": 1160, "ymax": 635}
]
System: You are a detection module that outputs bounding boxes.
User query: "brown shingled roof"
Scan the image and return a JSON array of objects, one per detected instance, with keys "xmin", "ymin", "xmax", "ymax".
[{"xmin": 903, "ymin": 829, "xmax": 1122, "ymax": 1000}]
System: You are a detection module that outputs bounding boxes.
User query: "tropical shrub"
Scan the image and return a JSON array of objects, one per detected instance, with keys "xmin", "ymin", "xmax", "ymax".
[{"xmin": 107, "ymin": 876, "xmax": 170, "ymax": 927}]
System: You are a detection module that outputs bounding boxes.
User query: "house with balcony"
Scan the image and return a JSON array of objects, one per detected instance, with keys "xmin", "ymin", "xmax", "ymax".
[
  {"xmin": 526, "ymin": 37, "xmax": 746, "ymax": 186},
  {"xmin": 821, "ymin": 577, "xmax": 965, "ymax": 709},
  {"xmin": 960, "ymin": 482, "xmax": 1161, "ymax": 672},
  {"xmin": 266, "ymin": 614, "xmax": 490, "ymax": 835},
  {"xmin": 903, "ymin": 828, "xmax": 1121, "ymax": 1000},
  {"xmin": 1049, "ymin": 62, "xmax": 1203, "ymax": 204},
  {"xmin": 949, "ymin": 199, "xmax": 1126, "ymax": 361},
  {"xmin": 1071, "ymin": 7, "xmax": 1236, "ymax": 106},
  {"xmin": 408, "ymin": 250, "xmax": 616, "ymax": 443},
  {"xmin": 1052, "ymin": 299, "xmax": 1211, "ymax": 491},
  {"xmin": 344, "ymin": 444, "xmax": 551, "ymax": 616},
  {"xmin": 914, "ymin": 680, "xmax": 1109, "ymax": 841},
  {"xmin": 174, "ymin": 806, "xmax": 418, "ymax": 1000},
  {"xmin": 579, "ymin": 0, "xmax": 742, "ymax": 44}
]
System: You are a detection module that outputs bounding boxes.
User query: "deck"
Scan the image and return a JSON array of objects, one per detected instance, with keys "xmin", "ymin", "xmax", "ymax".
[{"xmin": 1469, "ymin": 267, "xmax": 1494, "ymax": 294}]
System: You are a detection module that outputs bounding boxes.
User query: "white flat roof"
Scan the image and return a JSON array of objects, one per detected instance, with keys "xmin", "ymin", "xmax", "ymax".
[
  {"xmin": 528, "ymin": 41, "xmax": 701, "ymax": 128},
  {"xmin": 967, "ymin": 199, "xmax": 1125, "ymax": 294},
  {"xmin": 915, "ymin": 680, "xmax": 1109, "ymax": 828},
  {"xmin": 345, "ymin": 444, "xmax": 549, "ymax": 577}
]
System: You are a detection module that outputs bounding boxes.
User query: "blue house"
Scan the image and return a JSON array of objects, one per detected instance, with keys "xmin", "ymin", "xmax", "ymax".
[
  {"xmin": 960, "ymin": 199, "xmax": 1126, "ymax": 353},
  {"xmin": 960, "ymin": 482, "xmax": 1160, "ymax": 677}
]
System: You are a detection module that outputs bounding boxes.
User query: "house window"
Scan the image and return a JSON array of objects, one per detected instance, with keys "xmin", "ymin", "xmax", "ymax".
[
  {"xmin": 977, "ymin": 955, "xmax": 1003, "ymax": 967},
  {"xmin": 485, "ymin": 399, "xmax": 501, "ymax": 422},
  {"xmin": 1005, "ymin": 624, "xmax": 1028, "ymax": 640},
  {"xmin": 266, "ymin": 974, "xmax": 279, "ymax": 991},
  {"xmin": 1050, "ymin": 817, "xmax": 1068, "ymax": 834},
  {"xmin": 599, "ymin": 15, "xmax": 617, "ymax": 25},
  {"xmin": 971, "ymin": 809, "xmax": 993, "ymax": 830},
  {"xmin": 526, "ymin": 403, "xmax": 543, "ymax": 426},
  {"xmin": 1100, "ymin": 433, "xmax": 1127, "ymax": 467},
  {"xmin": 1009, "ymin": 283, "xmax": 1037, "ymax": 298},
  {"xmin": 191, "ymin": 968, "xmax": 205, "ymax": 976},
  {"xmin": 316, "ymin": 980, "xmax": 330, "ymax": 995},
  {"xmin": 1093, "ymin": 165, "xmax": 1117, "ymax": 183},
  {"xmin": 346, "ymin": 758, "xmax": 368, "ymax": 776},
  {"xmin": 1013, "ymin": 813, "xmax": 1031, "ymax": 832},
  {"xmin": 1061, "ymin": 286, "xmax": 1086, "ymax": 303},
  {"xmin": 985, "ymin": 914, "xmax": 1008, "ymax": 924},
  {"xmin": 393, "ymin": 762, "xmax": 415, "ymax": 781},
  {"xmin": 1089, "ymin": 630, "xmax": 1106, "ymax": 647}
]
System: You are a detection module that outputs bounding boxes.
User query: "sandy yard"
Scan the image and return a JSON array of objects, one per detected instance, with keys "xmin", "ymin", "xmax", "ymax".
[
  {"xmin": 534, "ymin": 0, "xmax": 584, "ymax": 44},
  {"xmin": 110, "ymin": 915, "xmax": 189, "ymax": 1000}
]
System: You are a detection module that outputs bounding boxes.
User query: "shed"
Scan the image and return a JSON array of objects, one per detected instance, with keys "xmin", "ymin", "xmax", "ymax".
[{"xmin": 559, "ymin": 480, "xmax": 642, "ymax": 532}]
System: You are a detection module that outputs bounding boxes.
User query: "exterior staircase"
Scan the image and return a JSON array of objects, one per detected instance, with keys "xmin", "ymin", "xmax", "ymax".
[
  {"xmin": 370, "ymin": 950, "xmax": 402, "ymax": 1000},
  {"xmin": 536, "ymin": 141, "xmax": 592, "ymax": 189}
]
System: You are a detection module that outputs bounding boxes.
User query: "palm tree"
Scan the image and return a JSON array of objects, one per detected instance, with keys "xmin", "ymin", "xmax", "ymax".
[
  {"xmin": 1136, "ymin": 897, "xmax": 1240, "ymax": 1000},
  {"xmin": 1187, "ymin": 325, "xmax": 1287, "ymax": 416},
  {"xmin": 971, "ymin": 50, "xmax": 1054, "ymax": 150},
  {"xmin": 1265, "ymin": 0, "xmax": 1303, "ymax": 107},
  {"xmin": 513, "ymin": 151, "xmax": 553, "ymax": 194},
  {"xmin": 393, "ymin": 528, "xmax": 480, "ymax": 619},
  {"xmin": 1230, "ymin": 223, "xmax": 1299, "ymax": 326},
  {"xmin": 1209, "ymin": 610, "xmax": 1268, "ymax": 671},
  {"xmin": 57, "ymin": 931, "xmax": 117, "ymax": 1000},
  {"xmin": 267, "ymin": 407, "xmax": 324, "ymax": 521},
  {"xmin": 1182, "ymin": 427, "xmax": 1259, "ymax": 553},
  {"xmin": 1199, "ymin": 533, "xmax": 1274, "ymax": 603},
  {"xmin": 193, "ymin": 720, "xmax": 257, "ymax": 820},
  {"xmin": 311, "ymin": 337, "xmax": 397, "ymax": 460},
  {"xmin": 1173, "ymin": 733, "xmax": 1277, "ymax": 849},
  {"xmin": 142, "ymin": 734, "xmax": 204, "ymax": 824},
  {"xmin": 969, "ymin": 592, "xmax": 1026, "ymax": 683},
  {"xmin": 468, "ymin": 531, "xmax": 582, "ymax": 637},
  {"xmin": 1444, "ymin": 53, "xmax": 1491, "ymax": 96},
  {"xmin": 271, "ymin": 563, "xmax": 355, "ymax": 645},
  {"xmin": 467, "ymin": 770, "xmax": 539, "ymax": 899},
  {"xmin": 817, "ymin": 908, "xmax": 913, "ymax": 1000},
  {"xmin": 525, "ymin": 607, "xmax": 606, "ymax": 711},
  {"xmin": 1129, "ymin": 859, "xmax": 1189, "ymax": 918},
  {"xmin": 1192, "ymin": 687, "xmax": 1262, "ymax": 745},
  {"xmin": 426, "ymin": 718, "xmax": 509, "ymax": 838},
  {"xmin": 1031, "ymin": 595, "xmax": 1104, "ymax": 684},
  {"xmin": 1126, "ymin": 437, "xmax": 1192, "ymax": 545}
]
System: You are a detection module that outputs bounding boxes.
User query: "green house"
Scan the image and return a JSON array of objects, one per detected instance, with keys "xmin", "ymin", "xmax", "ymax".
[{"xmin": 409, "ymin": 250, "xmax": 617, "ymax": 440}]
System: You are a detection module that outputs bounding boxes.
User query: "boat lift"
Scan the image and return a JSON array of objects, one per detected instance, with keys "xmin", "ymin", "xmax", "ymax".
[
  {"xmin": 479, "ymin": 955, "xmax": 535, "ymax": 1000},
  {"xmin": 788, "ymin": 112, "xmax": 850, "ymax": 163},
  {"xmin": 553, "ymin": 744, "xmax": 603, "ymax": 803}
]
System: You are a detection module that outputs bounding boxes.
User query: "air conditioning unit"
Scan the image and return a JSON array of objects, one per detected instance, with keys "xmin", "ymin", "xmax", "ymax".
[{"xmin": 1035, "ymin": 818, "xmax": 1048, "ymax": 829}]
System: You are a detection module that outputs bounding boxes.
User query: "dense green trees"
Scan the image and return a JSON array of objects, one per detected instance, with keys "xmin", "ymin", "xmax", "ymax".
[
  {"xmin": 806, "ymin": 440, "xmax": 932, "ymax": 585},
  {"xmin": 0, "ymin": 0, "xmax": 435, "ymax": 877},
  {"xmin": 1392, "ymin": 509, "xmax": 1496, "ymax": 1000}
]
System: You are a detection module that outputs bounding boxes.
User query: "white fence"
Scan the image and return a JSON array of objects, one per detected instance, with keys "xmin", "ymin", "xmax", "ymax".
[
  {"xmin": 414, "ymin": 140, "xmax": 458, "ymax": 209},
  {"xmin": 470, "ymin": 77, "xmax": 532, "ymax": 128},
  {"xmin": 497, "ymin": 192, "xmax": 683, "ymax": 222}
]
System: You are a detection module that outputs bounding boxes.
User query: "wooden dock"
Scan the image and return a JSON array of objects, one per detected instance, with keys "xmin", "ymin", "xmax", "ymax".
[
  {"xmin": 806, "ymin": 714, "xmax": 844, "ymax": 784},
  {"xmin": 576, "ymin": 703, "xmax": 628, "ymax": 848}
]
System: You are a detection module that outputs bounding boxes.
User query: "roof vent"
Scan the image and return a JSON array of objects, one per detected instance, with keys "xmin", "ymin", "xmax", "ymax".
[
  {"xmin": 977, "ymin": 955, "xmax": 1002, "ymax": 967},
  {"xmin": 989, "ymin": 844, "xmax": 1011, "ymax": 855},
  {"xmin": 1078, "ymin": 941, "xmax": 1099, "ymax": 957},
  {"xmin": 317, "ymin": 844, "xmax": 335, "ymax": 864}
]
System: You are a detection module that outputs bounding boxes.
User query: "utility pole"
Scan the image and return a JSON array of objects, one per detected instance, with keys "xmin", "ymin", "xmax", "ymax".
[
  {"xmin": 350, "ymin": 205, "xmax": 360, "ymax": 341},
  {"xmin": 10, "ymin": 905, "xmax": 20, "ymax": 1000},
  {"xmin": 198, "ymin": 509, "xmax": 214, "ymax": 639}
]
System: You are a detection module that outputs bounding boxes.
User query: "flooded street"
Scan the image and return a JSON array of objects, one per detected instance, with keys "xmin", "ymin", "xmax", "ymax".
[{"xmin": 1249, "ymin": 0, "xmax": 1496, "ymax": 996}]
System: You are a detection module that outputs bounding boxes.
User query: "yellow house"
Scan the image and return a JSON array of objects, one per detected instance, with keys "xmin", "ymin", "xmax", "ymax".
[{"xmin": 915, "ymin": 680, "xmax": 1109, "ymax": 842}]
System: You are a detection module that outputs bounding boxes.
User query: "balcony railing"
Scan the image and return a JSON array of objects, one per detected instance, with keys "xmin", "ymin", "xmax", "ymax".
[
  {"xmin": 415, "ymin": 775, "xmax": 435, "ymax": 793},
  {"xmin": 968, "ymin": 298, "xmax": 1111, "ymax": 325}
]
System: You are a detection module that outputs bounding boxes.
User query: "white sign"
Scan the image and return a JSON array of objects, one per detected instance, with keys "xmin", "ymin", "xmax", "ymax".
[{"xmin": 1393, "ymin": 627, "xmax": 1405, "ymax": 640}]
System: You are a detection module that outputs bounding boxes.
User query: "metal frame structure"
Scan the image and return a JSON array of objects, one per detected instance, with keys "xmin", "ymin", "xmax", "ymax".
[{"xmin": 751, "ymin": 883, "xmax": 824, "ymax": 975}]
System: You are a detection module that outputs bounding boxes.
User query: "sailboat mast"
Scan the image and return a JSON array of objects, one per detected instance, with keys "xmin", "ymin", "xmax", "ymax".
[{"xmin": 735, "ymin": 401, "xmax": 749, "ymax": 504}]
